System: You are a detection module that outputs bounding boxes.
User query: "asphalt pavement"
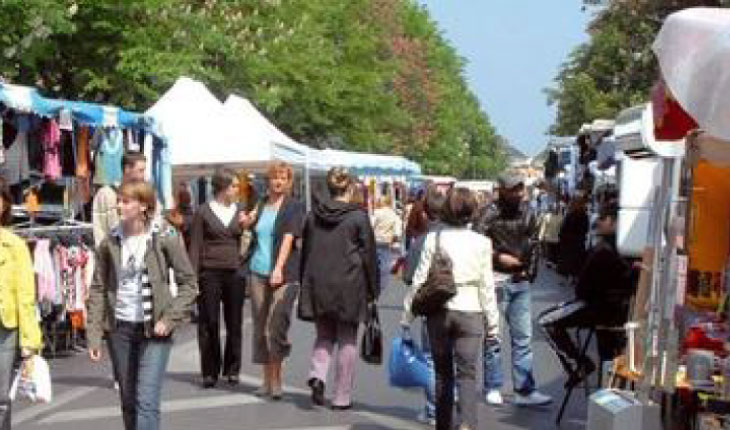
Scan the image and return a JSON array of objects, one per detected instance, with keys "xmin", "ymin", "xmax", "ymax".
[{"xmin": 13, "ymin": 265, "xmax": 590, "ymax": 430}]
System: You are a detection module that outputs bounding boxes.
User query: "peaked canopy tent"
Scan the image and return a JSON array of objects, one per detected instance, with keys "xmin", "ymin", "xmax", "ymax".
[
  {"xmin": 146, "ymin": 77, "xmax": 231, "ymax": 170},
  {"xmin": 223, "ymin": 95, "xmax": 313, "ymax": 167}
]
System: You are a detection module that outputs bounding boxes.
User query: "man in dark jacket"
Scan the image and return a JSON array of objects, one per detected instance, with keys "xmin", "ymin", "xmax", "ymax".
[
  {"xmin": 474, "ymin": 172, "xmax": 551, "ymax": 406},
  {"xmin": 538, "ymin": 205, "xmax": 635, "ymax": 388}
]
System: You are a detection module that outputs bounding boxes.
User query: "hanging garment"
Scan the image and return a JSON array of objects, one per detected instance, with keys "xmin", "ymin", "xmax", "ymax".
[
  {"xmin": 41, "ymin": 120, "xmax": 62, "ymax": 180},
  {"xmin": 0, "ymin": 129, "xmax": 30, "ymax": 185},
  {"xmin": 151, "ymin": 136, "xmax": 172, "ymax": 209},
  {"xmin": 93, "ymin": 128, "xmax": 123, "ymax": 186},
  {"xmin": 58, "ymin": 108, "xmax": 73, "ymax": 131},
  {"xmin": 34, "ymin": 239, "xmax": 57, "ymax": 303},
  {"xmin": 76, "ymin": 126, "xmax": 90, "ymax": 178},
  {"xmin": 60, "ymin": 130, "xmax": 76, "ymax": 176},
  {"xmin": 23, "ymin": 188, "xmax": 39, "ymax": 215}
]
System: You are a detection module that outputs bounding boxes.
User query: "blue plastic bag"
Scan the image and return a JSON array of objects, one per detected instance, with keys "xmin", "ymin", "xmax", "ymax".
[{"xmin": 388, "ymin": 336, "xmax": 432, "ymax": 389}]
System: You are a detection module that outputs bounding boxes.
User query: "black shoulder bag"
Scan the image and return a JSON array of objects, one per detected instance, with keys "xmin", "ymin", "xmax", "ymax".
[{"xmin": 411, "ymin": 230, "xmax": 457, "ymax": 317}]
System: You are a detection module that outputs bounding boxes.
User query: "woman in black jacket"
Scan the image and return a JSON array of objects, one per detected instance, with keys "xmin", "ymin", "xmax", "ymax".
[
  {"xmin": 188, "ymin": 168, "xmax": 247, "ymax": 388},
  {"xmin": 243, "ymin": 162, "xmax": 304, "ymax": 400},
  {"xmin": 299, "ymin": 168, "xmax": 378, "ymax": 410}
]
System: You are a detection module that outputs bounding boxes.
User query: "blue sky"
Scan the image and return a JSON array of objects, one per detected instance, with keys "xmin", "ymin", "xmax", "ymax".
[{"xmin": 418, "ymin": 1, "xmax": 591, "ymax": 156}]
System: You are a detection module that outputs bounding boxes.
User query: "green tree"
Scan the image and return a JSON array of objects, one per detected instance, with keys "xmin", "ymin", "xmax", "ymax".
[{"xmin": 548, "ymin": 0, "xmax": 729, "ymax": 136}]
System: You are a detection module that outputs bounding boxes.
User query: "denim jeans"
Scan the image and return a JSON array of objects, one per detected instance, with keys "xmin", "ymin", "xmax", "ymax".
[
  {"xmin": 483, "ymin": 280, "xmax": 537, "ymax": 395},
  {"xmin": 376, "ymin": 245, "xmax": 393, "ymax": 292},
  {"xmin": 109, "ymin": 321, "xmax": 173, "ymax": 430},
  {"xmin": 427, "ymin": 310, "xmax": 483, "ymax": 430},
  {"xmin": 420, "ymin": 319, "xmax": 435, "ymax": 419},
  {"xmin": 0, "ymin": 324, "xmax": 17, "ymax": 430}
]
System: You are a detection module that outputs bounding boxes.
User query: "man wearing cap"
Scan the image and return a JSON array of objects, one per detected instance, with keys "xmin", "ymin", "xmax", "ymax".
[{"xmin": 474, "ymin": 172, "xmax": 552, "ymax": 406}]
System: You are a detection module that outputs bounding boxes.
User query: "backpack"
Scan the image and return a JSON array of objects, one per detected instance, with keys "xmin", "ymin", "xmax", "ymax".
[{"xmin": 411, "ymin": 230, "xmax": 456, "ymax": 317}]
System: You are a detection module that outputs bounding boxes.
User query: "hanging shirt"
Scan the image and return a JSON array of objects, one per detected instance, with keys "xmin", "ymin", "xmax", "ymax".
[
  {"xmin": 93, "ymin": 128, "xmax": 124, "ymax": 186},
  {"xmin": 0, "ymin": 125, "xmax": 29, "ymax": 185},
  {"xmin": 116, "ymin": 233, "xmax": 150, "ymax": 323},
  {"xmin": 41, "ymin": 119, "xmax": 62, "ymax": 180},
  {"xmin": 209, "ymin": 200, "xmax": 237, "ymax": 227},
  {"xmin": 250, "ymin": 206, "xmax": 278, "ymax": 276}
]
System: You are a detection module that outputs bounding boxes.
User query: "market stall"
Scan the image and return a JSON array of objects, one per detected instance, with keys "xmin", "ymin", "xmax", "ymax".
[
  {"xmin": 0, "ymin": 81, "xmax": 161, "ymax": 356},
  {"xmin": 588, "ymin": 8, "xmax": 730, "ymax": 430}
]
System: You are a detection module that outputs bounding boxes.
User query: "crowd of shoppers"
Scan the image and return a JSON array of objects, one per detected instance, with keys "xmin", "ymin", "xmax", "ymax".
[{"xmin": 2, "ymin": 151, "xmax": 642, "ymax": 430}]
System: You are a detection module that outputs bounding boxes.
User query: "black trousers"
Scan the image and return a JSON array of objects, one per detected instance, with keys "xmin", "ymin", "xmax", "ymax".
[
  {"xmin": 538, "ymin": 301, "xmax": 626, "ymax": 374},
  {"xmin": 197, "ymin": 268, "xmax": 245, "ymax": 379}
]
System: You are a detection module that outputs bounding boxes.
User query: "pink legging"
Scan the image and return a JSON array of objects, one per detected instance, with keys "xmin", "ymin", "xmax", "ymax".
[{"xmin": 309, "ymin": 318, "xmax": 359, "ymax": 407}]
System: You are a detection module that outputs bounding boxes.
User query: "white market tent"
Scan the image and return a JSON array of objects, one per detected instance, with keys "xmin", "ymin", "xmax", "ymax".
[
  {"xmin": 653, "ymin": 7, "xmax": 730, "ymax": 140},
  {"xmin": 222, "ymin": 95, "xmax": 312, "ymax": 167},
  {"xmin": 146, "ymin": 77, "xmax": 229, "ymax": 170}
]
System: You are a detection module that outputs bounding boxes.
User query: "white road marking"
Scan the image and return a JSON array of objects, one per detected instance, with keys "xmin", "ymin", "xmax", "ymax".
[
  {"xmin": 12, "ymin": 386, "xmax": 97, "ymax": 426},
  {"xmin": 38, "ymin": 393, "xmax": 264, "ymax": 424}
]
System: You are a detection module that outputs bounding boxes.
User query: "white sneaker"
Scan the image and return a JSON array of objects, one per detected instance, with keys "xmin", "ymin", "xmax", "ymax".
[
  {"xmin": 485, "ymin": 389, "xmax": 504, "ymax": 405},
  {"xmin": 513, "ymin": 390, "xmax": 552, "ymax": 406}
]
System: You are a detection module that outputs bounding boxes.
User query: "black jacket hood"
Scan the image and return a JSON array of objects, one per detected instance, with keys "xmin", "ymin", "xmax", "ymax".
[{"xmin": 312, "ymin": 193, "xmax": 362, "ymax": 226}]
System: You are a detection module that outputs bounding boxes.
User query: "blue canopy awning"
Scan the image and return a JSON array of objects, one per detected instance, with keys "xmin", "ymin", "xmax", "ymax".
[{"xmin": 0, "ymin": 82, "xmax": 152, "ymax": 131}]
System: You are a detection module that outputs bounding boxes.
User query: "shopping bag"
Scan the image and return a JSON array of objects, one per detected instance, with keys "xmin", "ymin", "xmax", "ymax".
[
  {"xmin": 10, "ymin": 355, "xmax": 52, "ymax": 403},
  {"xmin": 360, "ymin": 302, "xmax": 383, "ymax": 365},
  {"xmin": 388, "ymin": 336, "xmax": 431, "ymax": 389}
]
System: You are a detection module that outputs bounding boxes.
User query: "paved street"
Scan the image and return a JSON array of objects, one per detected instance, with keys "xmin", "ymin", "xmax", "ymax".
[{"xmin": 13, "ymin": 266, "xmax": 589, "ymax": 430}]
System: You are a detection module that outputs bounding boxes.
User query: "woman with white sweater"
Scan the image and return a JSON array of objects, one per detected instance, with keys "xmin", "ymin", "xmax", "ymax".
[{"xmin": 402, "ymin": 187, "xmax": 499, "ymax": 430}]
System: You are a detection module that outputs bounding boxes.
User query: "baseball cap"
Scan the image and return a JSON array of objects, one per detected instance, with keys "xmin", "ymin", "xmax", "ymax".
[{"xmin": 497, "ymin": 172, "xmax": 525, "ymax": 190}]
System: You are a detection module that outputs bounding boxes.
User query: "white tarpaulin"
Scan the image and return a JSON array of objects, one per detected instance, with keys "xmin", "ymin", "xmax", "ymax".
[
  {"xmin": 146, "ymin": 77, "xmax": 229, "ymax": 167},
  {"xmin": 653, "ymin": 7, "xmax": 730, "ymax": 140},
  {"xmin": 223, "ymin": 95, "xmax": 310, "ymax": 166}
]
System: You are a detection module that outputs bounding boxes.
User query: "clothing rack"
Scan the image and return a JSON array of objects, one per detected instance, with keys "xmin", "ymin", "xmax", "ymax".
[
  {"xmin": 12, "ymin": 219, "xmax": 93, "ymax": 238},
  {"xmin": 13, "ymin": 220, "xmax": 94, "ymax": 357}
]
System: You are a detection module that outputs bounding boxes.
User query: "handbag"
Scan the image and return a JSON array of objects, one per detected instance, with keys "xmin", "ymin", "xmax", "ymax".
[
  {"xmin": 297, "ymin": 282, "xmax": 315, "ymax": 322},
  {"xmin": 240, "ymin": 203, "xmax": 260, "ymax": 260},
  {"xmin": 388, "ymin": 335, "xmax": 432, "ymax": 389},
  {"xmin": 360, "ymin": 302, "xmax": 383, "ymax": 365},
  {"xmin": 411, "ymin": 230, "xmax": 456, "ymax": 316}
]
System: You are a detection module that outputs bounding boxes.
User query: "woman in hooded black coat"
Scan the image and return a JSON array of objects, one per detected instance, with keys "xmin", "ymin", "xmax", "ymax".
[{"xmin": 299, "ymin": 168, "xmax": 378, "ymax": 410}]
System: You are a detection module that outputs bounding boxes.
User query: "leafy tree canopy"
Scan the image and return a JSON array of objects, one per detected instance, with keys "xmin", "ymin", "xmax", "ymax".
[
  {"xmin": 547, "ymin": 0, "xmax": 729, "ymax": 136},
  {"xmin": 0, "ymin": 0, "xmax": 505, "ymax": 178}
]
